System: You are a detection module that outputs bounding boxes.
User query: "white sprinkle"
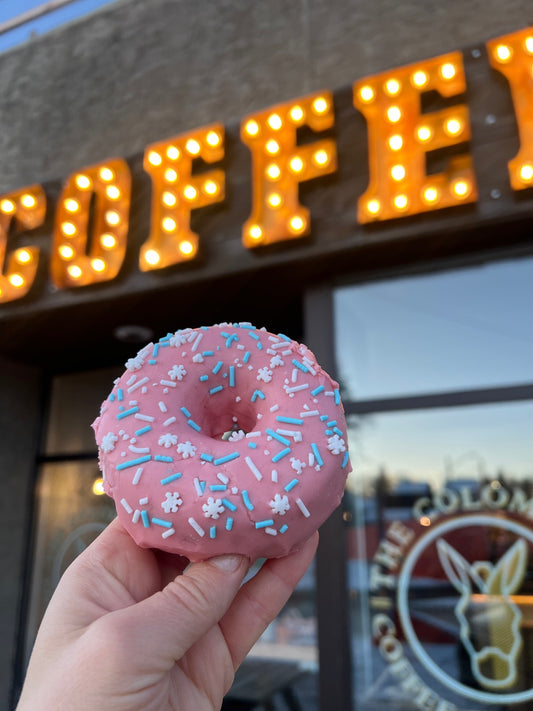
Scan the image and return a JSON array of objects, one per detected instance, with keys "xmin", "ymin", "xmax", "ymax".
[
  {"xmin": 163, "ymin": 416, "xmax": 177, "ymax": 426},
  {"xmin": 268, "ymin": 336, "xmax": 281, "ymax": 343},
  {"xmin": 191, "ymin": 332, "xmax": 203, "ymax": 351},
  {"xmin": 158, "ymin": 401, "xmax": 168, "ymax": 412},
  {"xmin": 160, "ymin": 379, "xmax": 177, "ymax": 387},
  {"xmin": 271, "ymin": 469, "xmax": 278, "ymax": 483},
  {"xmin": 303, "ymin": 357, "xmax": 317, "ymax": 375},
  {"xmin": 188, "ymin": 517, "xmax": 205, "ymax": 537},
  {"xmin": 271, "ymin": 341, "xmax": 286, "ymax": 349},
  {"xmin": 285, "ymin": 383, "xmax": 309, "ymax": 393},
  {"xmin": 231, "ymin": 486, "xmax": 239, "ymax": 494},
  {"xmin": 141, "ymin": 387, "xmax": 147, "ymax": 394},
  {"xmin": 132, "ymin": 509, "xmax": 141, "ymax": 523},
  {"xmin": 187, "ymin": 332, "xmax": 196, "ymax": 342},
  {"xmin": 301, "ymin": 410, "xmax": 320, "ymax": 417},
  {"xmin": 120, "ymin": 498, "xmax": 133, "ymax": 514},
  {"xmin": 162, "ymin": 528, "xmax": 176, "ymax": 538},
  {"xmin": 139, "ymin": 497, "xmax": 149, "ymax": 505},
  {"xmin": 277, "ymin": 429, "xmax": 302, "ymax": 442},
  {"xmin": 128, "ymin": 376, "xmax": 149, "ymax": 392},
  {"xmin": 237, "ymin": 344, "xmax": 245, "ymax": 350},
  {"xmin": 270, "ymin": 404, "xmax": 280, "ymax": 412},
  {"xmin": 267, "ymin": 348, "xmax": 277, "ymax": 356},
  {"xmin": 291, "ymin": 368, "xmax": 298, "ymax": 383},
  {"xmin": 132, "ymin": 467, "xmax": 143, "ymax": 485},
  {"xmin": 129, "ymin": 445, "xmax": 150, "ymax": 453},
  {"xmin": 129, "ymin": 400, "xmax": 137, "ymax": 406},
  {"xmin": 245, "ymin": 456, "xmax": 263, "ymax": 481},
  {"xmin": 296, "ymin": 498, "xmax": 311, "ymax": 518},
  {"xmin": 194, "ymin": 478, "xmax": 204, "ymax": 496},
  {"xmin": 134, "ymin": 413, "xmax": 155, "ymax": 422},
  {"xmin": 217, "ymin": 473, "xmax": 229, "ymax": 484},
  {"xmin": 282, "ymin": 349, "xmax": 292, "ymax": 356},
  {"xmin": 325, "ymin": 391, "xmax": 334, "ymax": 397},
  {"xmin": 245, "ymin": 431, "xmax": 261, "ymax": 438},
  {"xmin": 127, "ymin": 375, "xmax": 137, "ymax": 385},
  {"xmin": 309, "ymin": 453, "xmax": 315, "ymax": 466},
  {"xmin": 192, "ymin": 353, "xmax": 204, "ymax": 363},
  {"xmin": 265, "ymin": 527, "xmax": 277, "ymax": 536}
]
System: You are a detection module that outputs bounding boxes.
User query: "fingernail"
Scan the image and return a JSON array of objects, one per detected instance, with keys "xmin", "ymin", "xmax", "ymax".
[{"xmin": 210, "ymin": 554, "xmax": 245, "ymax": 573}]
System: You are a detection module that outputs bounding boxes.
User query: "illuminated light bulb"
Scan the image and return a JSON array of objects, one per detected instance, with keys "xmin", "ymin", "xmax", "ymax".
[
  {"xmin": 267, "ymin": 193, "xmax": 282, "ymax": 208},
  {"xmin": 203, "ymin": 180, "xmax": 219, "ymax": 195},
  {"xmin": 385, "ymin": 79, "xmax": 401, "ymax": 96},
  {"xmin": 179, "ymin": 240, "xmax": 194, "ymax": 256},
  {"xmin": 452, "ymin": 179, "xmax": 471, "ymax": 198},
  {"xmin": 165, "ymin": 168, "xmax": 178, "ymax": 182},
  {"xmin": 394, "ymin": 194, "xmax": 408, "ymax": 210},
  {"xmin": 15, "ymin": 248, "xmax": 32, "ymax": 264},
  {"xmin": 145, "ymin": 249, "xmax": 160, "ymax": 266},
  {"xmin": 289, "ymin": 215, "xmax": 305, "ymax": 233},
  {"xmin": 105, "ymin": 210, "xmax": 120, "ymax": 226},
  {"xmin": 444, "ymin": 118, "xmax": 463, "ymax": 136},
  {"xmin": 91, "ymin": 258, "xmax": 106, "ymax": 272},
  {"xmin": 249, "ymin": 225, "xmax": 262, "ymax": 241},
  {"xmin": 59, "ymin": 244, "xmax": 74, "ymax": 260},
  {"xmin": 417, "ymin": 125, "xmax": 432, "ymax": 142},
  {"xmin": 388, "ymin": 134, "xmax": 403, "ymax": 151},
  {"xmin": 359, "ymin": 85, "xmax": 375, "ymax": 102},
  {"xmin": 313, "ymin": 149, "xmax": 329, "ymax": 166},
  {"xmin": 312, "ymin": 97, "xmax": 328, "ymax": 114},
  {"xmin": 162, "ymin": 217, "xmax": 177, "ymax": 232},
  {"xmin": 100, "ymin": 233, "xmax": 117, "ymax": 249},
  {"xmin": 162, "ymin": 191, "xmax": 177, "ymax": 206},
  {"xmin": 366, "ymin": 199, "xmax": 380, "ymax": 215},
  {"xmin": 9, "ymin": 273, "xmax": 24, "ymax": 288},
  {"xmin": 290, "ymin": 156, "xmax": 304, "ymax": 173},
  {"xmin": 64, "ymin": 198, "xmax": 80, "ymax": 213},
  {"xmin": 75, "ymin": 174, "xmax": 91, "ymax": 190},
  {"xmin": 21, "ymin": 194, "xmax": 36, "ymax": 208},
  {"xmin": 423, "ymin": 186, "xmax": 439, "ymax": 203},
  {"xmin": 245, "ymin": 120, "xmax": 259, "ymax": 136},
  {"xmin": 0, "ymin": 199, "xmax": 15, "ymax": 214},
  {"xmin": 92, "ymin": 478, "xmax": 105, "ymax": 496},
  {"xmin": 67, "ymin": 265, "xmax": 82, "ymax": 279},
  {"xmin": 495, "ymin": 44, "xmax": 512, "ymax": 62},
  {"xmin": 391, "ymin": 164, "xmax": 406, "ymax": 181},
  {"xmin": 206, "ymin": 131, "xmax": 221, "ymax": 146},
  {"xmin": 99, "ymin": 167, "xmax": 114, "ymax": 182},
  {"xmin": 267, "ymin": 113, "xmax": 283, "ymax": 130},
  {"xmin": 440, "ymin": 63, "xmax": 456, "ymax": 79},
  {"xmin": 525, "ymin": 36, "xmax": 533, "ymax": 54},
  {"xmin": 166, "ymin": 145, "xmax": 180, "ymax": 160},
  {"xmin": 412, "ymin": 70, "xmax": 428, "ymax": 87},
  {"xmin": 266, "ymin": 139, "xmax": 280, "ymax": 154},
  {"xmin": 148, "ymin": 151, "xmax": 162, "ymax": 166},
  {"xmin": 186, "ymin": 139, "xmax": 201, "ymax": 155},
  {"xmin": 290, "ymin": 105, "xmax": 304, "ymax": 121},
  {"xmin": 62, "ymin": 221, "xmax": 76, "ymax": 236},
  {"xmin": 183, "ymin": 185, "xmax": 197, "ymax": 200},
  {"xmin": 106, "ymin": 185, "xmax": 121, "ymax": 200},
  {"xmin": 519, "ymin": 163, "xmax": 533, "ymax": 182},
  {"xmin": 387, "ymin": 106, "xmax": 402, "ymax": 123},
  {"xmin": 266, "ymin": 163, "xmax": 281, "ymax": 180}
]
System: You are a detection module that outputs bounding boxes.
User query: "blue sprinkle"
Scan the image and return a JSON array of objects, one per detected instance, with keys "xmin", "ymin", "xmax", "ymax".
[
  {"xmin": 188, "ymin": 419, "xmax": 201, "ymax": 432},
  {"xmin": 255, "ymin": 519, "xmax": 274, "ymax": 529},
  {"xmin": 153, "ymin": 343, "xmax": 160, "ymax": 357},
  {"xmin": 135, "ymin": 425, "xmax": 152, "ymax": 436},
  {"xmin": 242, "ymin": 490, "xmax": 254, "ymax": 511},
  {"xmin": 220, "ymin": 331, "xmax": 230, "ymax": 338},
  {"xmin": 155, "ymin": 455, "xmax": 173, "ymax": 463},
  {"xmin": 333, "ymin": 427, "xmax": 344, "ymax": 437},
  {"xmin": 276, "ymin": 415, "xmax": 304, "ymax": 425},
  {"xmin": 209, "ymin": 385, "xmax": 223, "ymax": 395},
  {"xmin": 116, "ymin": 455, "xmax": 151, "ymax": 470},
  {"xmin": 200, "ymin": 481, "xmax": 206, "ymax": 494},
  {"xmin": 181, "ymin": 406, "xmax": 191, "ymax": 417},
  {"xmin": 109, "ymin": 393, "xmax": 115, "ymax": 402},
  {"xmin": 312, "ymin": 386, "xmax": 325, "ymax": 396},
  {"xmin": 117, "ymin": 388, "xmax": 124, "ymax": 401},
  {"xmin": 201, "ymin": 453, "xmax": 214, "ymax": 462},
  {"xmin": 210, "ymin": 484, "xmax": 227, "ymax": 491},
  {"xmin": 311, "ymin": 443, "xmax": 324, "ymax": 467},
  {"xmin": 272, "ymin": 447, "xmax": 291, "ymax": 463},
  {"xmin": 149, "ymin": 359, "xmax": 157, "ymax": 365},
  {"xmin": 226, "ymin": 517, "xmax": 234, "ymax": 531},
  {"xmin": 320, "ymin": 414, "xmax": 329, "ymax": 421},
  {"xmin": 212, "ymin": 361, "xmax": 223, "ymax": 374},
  {"xmin": 325, "ymin": 429, "xmax": 333, "ymax": 436},
  {"xmin": 248, "ymin": 441, "xmax": 258, "ymax": 449},
  {"xmin": 202, "ymin": 350, "xmax": 214, "ymax": 356},
  {"xmin": 327, "ymin": 420, "xmax": 337, "ymax": 427},
  {"xmin": 119, "ymin": 405, "xmax": 124, "ymax": 411},
  {"xmin": 161, "ymin": 473, "xmax": 182, "ymax": 485},
  {"xmin": 334, "ymin": 389, "xmax": 340, "ymax": 405},
  {"xmin": 159, "ymin": 334, "xmax": 172, "ymax": 342},
  {"xmin": 256, "ymin": 341, "xmax": 263, "ymax": 350},
  {"xmin": 210, "ymin": 526, "xmax": 217, "ymax": 539},
  {"xmin": 266, "ymin": 428, "xmax": 291, "ymax": 446},
  {"xmin": 141, "ymin": 510, "xmax": 150, "ymax": 528},
  {"xmin": 222, "ymin": 498, "xmax": 237, "ymax": 512},
  {"xmin": 342, "ymin": 451, "xmax": 350, "ymax": 469},
  {"xmin": 251, "ymin": 390, "xmax": 265, "ymax": 402},
  {"xmin": 292, "ymin": 359, "xmax": 309, "ymax": 373},
  {"xmin": 213, "ymin": 452, "xmax": 240, "ymax": 465},
  {"xmin": 248, "ymin": 331, "xmax": 259, "ymax": 340},
  {"xmin": 152, "ymin": 517, "xmax": 172, "ymax": 528},
  {"xmin": 226, "ymin": 334, "xmax": 238, "ymax": 347},
  {"xmin": 117, "ymin": 406, "xmax": 139, "ymax": 420},
  {"xmin": 280, "ymin": 524, "xmax": 289, "ymax": 533},
  {"xmin": 229, "ymin": 366, "xmax": 235, "ymax": 387},
  {"xmin": 285, "ymin": 478, "xmax": 299, "ymax": 492},
  {"xmin": 243, "ymin": 351, "xmax": 251, "ymax": 363},
  {"xmin": 200, "ymin": 375, "xmax": 209, "ymax": 382},
  {"xmin": 277, "ymin": 333, "xmax": 291, "ymax": 341}
]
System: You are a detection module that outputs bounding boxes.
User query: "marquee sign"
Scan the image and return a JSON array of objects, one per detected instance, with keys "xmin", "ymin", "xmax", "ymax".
[{"xmin": 0, "ymin": 27, "xmax": 532, "ymax": 304}]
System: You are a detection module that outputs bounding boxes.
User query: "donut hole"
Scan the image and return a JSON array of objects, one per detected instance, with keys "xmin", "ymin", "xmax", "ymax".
[{"xmin": 200, "ymin": 392, "xmax": 258, "ymax": 440}]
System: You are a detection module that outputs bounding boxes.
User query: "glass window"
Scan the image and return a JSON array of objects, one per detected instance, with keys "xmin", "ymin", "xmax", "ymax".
[{"xmin": 334, "ymin": 257, "xmax": 533, "ymax": 401}]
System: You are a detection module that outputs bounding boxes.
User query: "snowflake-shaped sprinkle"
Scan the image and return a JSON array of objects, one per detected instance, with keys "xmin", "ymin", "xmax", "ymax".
[
  {"xmin": 159, "ymin": 433, "xmax": 178, "ymax": 448},
  {"xmin": 270, "ymin": 494, "xmax": 290, "ymax": 516},
  {"xmin": 202, "ymin": 497, "xmax": 225, "ymax": 519},
  {"xmin": 101, "ymin": 432, "xmax": 118, "ymax": 453},
  {"xmin": 161, "ymin": 491, "xmax": 183, "ymax": 513},
  {"xmin": 257, "ymin": 367, "xmax": 273, "ymax": 383},
  {"xmin": 169, "ymin": 329, "xmax": 192, "ymax": 347},
  {"xmin": 168, "ymin": 364, "xmax": 187, "ymax": 381},
  {"xmin": 270, "ymin": 355, "xmax": 284, "ymax": 368},
  {"xmin": 192, "ymin": 353, "xmax": 204, "ymax": 363},
  {"xmin": 290, "ymin": 457, "xmax": 306, "ymax": 475},
  {"xmin": 327, "ymin": 434, "xmax": 346, "ymax": 455},
  {"xmin": 228, "ymin": 429, "xmax": 245, "ymax": 442},
  {"xmin": 177, "ymin": 441, "xmax": 197, "ymax": 458},
  {"xmin": 125, "ymin": 354, "xmax": 144, "ymax": 371}
]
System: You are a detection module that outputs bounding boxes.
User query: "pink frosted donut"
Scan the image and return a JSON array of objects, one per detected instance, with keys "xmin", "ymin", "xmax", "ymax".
[{"xmin": 92, "ymin": 323, "xmax": 351, "ymax": 561}]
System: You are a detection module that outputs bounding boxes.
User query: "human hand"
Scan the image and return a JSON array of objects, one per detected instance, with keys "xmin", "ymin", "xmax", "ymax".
[{"xmin": 16, "ymin": 518, "xmax": 318, "ymax": 711}]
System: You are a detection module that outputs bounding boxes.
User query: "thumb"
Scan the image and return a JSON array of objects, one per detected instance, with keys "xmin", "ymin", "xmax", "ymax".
[{"xmin": 115, "ymin": 554, "xmax": 249, "ymax": 668}]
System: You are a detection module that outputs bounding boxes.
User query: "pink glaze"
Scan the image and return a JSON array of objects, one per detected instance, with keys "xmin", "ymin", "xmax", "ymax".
[{"xmin": 92, "ymin": 323, "xmax": 351, "ymax": 561}]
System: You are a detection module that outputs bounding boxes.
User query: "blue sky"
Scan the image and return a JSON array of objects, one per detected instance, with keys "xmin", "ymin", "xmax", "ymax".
[{"xmin": 0, "ymin": 0, "xmax": 117, "ymax": 52}]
